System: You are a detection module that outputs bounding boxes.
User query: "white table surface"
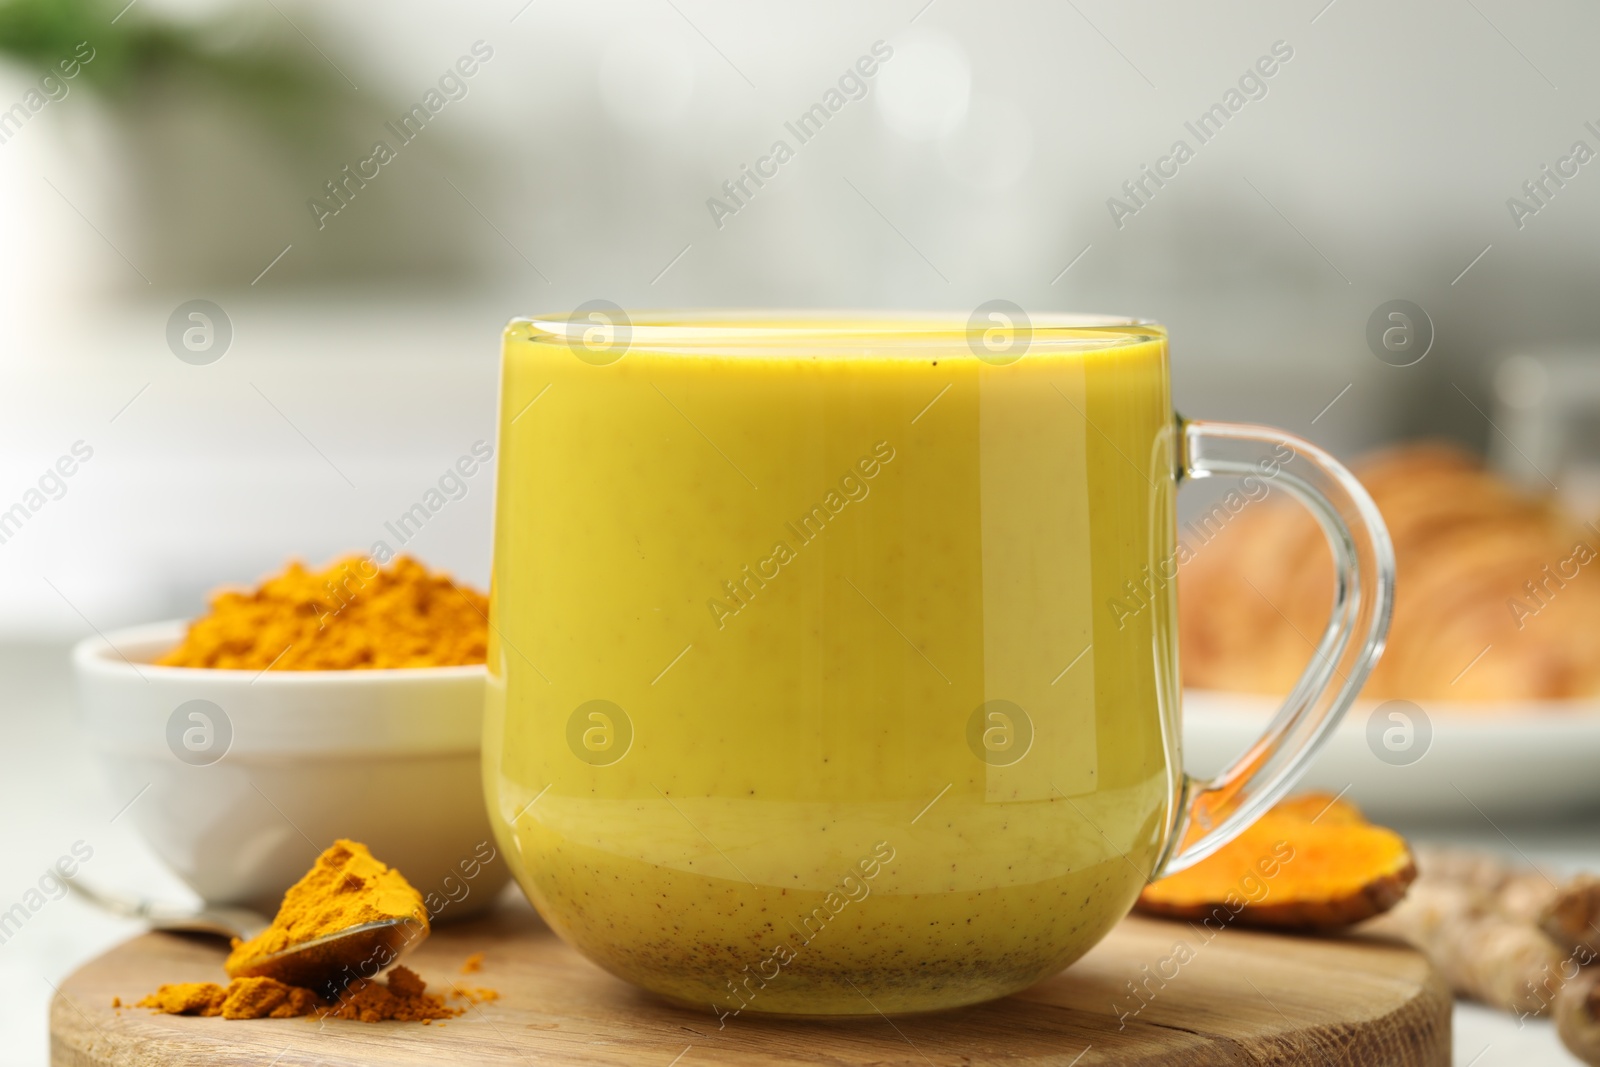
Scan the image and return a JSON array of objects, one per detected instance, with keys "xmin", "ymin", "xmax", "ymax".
[{"xmin": 2, "ymin": 640, "xmax": 1593, "ymax": 1067}]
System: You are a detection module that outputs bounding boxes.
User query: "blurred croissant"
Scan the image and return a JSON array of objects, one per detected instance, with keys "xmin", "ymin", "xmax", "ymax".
[{"xmin": 1179, "ymin": 442, "xmax": 1600, "ymax": 703}]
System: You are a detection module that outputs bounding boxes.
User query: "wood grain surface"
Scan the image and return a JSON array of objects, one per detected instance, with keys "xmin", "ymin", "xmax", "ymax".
[{"xmin": 52, "ymin": 900, "xmax": 1450, "ymax": 1066}]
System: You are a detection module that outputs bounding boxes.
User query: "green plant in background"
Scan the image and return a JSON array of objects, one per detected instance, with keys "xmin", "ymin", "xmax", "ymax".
[
  {"xmin": 0, "ymin": 0, "xmax": 325, "ymax": 94},
  {"xmin": 0, "ymin": 0, "xmax": 482, "ymax": 285},
  {"xmin": 0, "ymin": 0, "xmax": 365, "ymax": 143}
]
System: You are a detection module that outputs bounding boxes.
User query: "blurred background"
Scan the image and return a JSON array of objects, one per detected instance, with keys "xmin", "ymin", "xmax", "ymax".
[
  {"xmin": 2, "ymin": 0, "xmax": 1598, "ymax": 632},
  {"xmin": 4, "ymin": 0, "xmax": 1600, "ymax": 1061}
]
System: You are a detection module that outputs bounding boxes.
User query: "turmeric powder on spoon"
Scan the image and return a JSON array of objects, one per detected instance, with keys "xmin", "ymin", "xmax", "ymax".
[
  {"xmin": 224, "ymin": 839, "xmax": 431, "ymax": 983},
  {"xmin": 138, "ymin": 841, "xmax": 464, "ymax": 1023}
]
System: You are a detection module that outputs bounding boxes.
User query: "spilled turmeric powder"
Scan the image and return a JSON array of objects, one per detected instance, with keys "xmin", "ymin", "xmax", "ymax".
[
  {"xmin": 137, "ymin": 968, "xmax": 460, "ymax": 1022},
  {"xmin": 137, "ymin": 982, "xmax": 231, "ymax": 1016},
  {"xmin": 321, "ymin": 966, "xmax": 461, "ymax": 1023},
  {"xmin": 221, "ymin": 977, "xmax": 323, "ymax": 1019},
  {"xmin": 157, "ymin": 555, "xmax": 487, "ymax": 670},
  {"xmin": 449, "ymin": 984, "xmax": 500, "ymax": 1005},
  {"xmin": 135, "ymin": 976, "xmax": 323, "ymax": 1020}
]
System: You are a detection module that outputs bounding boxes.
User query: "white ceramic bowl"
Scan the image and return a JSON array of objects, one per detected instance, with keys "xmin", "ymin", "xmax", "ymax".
[{"xmin": 73, "ymin": 620, "xmax": 508, "ymax": 919}]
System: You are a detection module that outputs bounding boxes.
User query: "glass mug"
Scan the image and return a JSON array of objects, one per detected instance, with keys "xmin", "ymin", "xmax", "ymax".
[{"xmin": 484, "ymin": 312, "xmax": 1393, "ymax": 1016}]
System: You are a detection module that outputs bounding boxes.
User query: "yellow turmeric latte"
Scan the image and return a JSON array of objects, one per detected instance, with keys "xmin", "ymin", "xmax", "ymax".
[
  {"xmin": 158, "ymin": 555, "xmax": 487, "ymax": 670},
  {"xmin": 487, "ymin": 316, "xmax": 1177, "ymax": 1014}
]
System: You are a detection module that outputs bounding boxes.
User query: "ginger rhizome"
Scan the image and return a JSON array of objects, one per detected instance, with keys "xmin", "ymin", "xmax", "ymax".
[
  {"xmin": 1365, "ymin": 848, "xmax": 1600, "ymax": 1020},
  {"xmin": 1542, "ymin": 874, "xmax": 1600, "ymax": 959},
  {"xmin": 1557, "ymin": 967, "xmax": 1600, "ymax": 1067}
]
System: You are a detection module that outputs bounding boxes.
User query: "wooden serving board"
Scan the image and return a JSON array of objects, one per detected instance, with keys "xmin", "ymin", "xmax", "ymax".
[{"xmin": 52, "ymin": 900, "xmax": 1450, "ymax": 1066}]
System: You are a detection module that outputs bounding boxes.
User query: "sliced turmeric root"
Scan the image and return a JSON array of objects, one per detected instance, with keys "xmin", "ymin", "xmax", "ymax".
[{"xmin": 1137, "ymin": 792, "xmax": 1417, "ymax": 929}]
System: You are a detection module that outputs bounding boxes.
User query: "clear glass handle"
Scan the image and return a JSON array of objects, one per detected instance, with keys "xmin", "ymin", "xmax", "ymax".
[{"xmin": 1157, "ymin": 419, "xmax": 1396, "ymax": 875}]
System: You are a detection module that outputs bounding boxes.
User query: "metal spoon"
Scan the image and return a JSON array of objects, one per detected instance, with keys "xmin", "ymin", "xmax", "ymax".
[
  {"xmin": 230, "ymin": 916, "xmax": 427, "ymax": 992},
  {"xmin": 64, "ymin": 875, "xmax": 270, "ymax": 940},
  {"xmin": 66, "ymin": 876, "xmax": 426, "ymax": 992}
]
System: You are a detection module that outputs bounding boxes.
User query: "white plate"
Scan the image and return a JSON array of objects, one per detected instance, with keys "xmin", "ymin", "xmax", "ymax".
[{"xmin": 1183, "ymin": 688, "xmax": 1600, "ymax": 820}]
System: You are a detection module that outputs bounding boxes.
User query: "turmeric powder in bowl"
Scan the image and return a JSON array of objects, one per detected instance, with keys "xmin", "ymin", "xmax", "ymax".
[{"xmin": 158, "ymin": 555, "xmax": 487, "ymax": 670}]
